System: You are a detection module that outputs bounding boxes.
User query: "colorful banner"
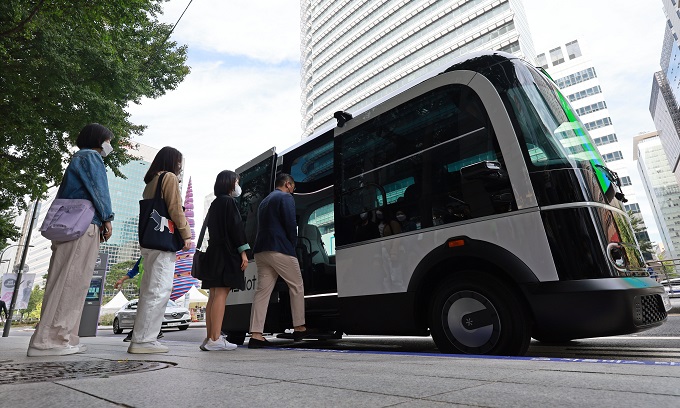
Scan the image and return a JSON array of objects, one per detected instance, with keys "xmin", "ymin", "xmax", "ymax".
[{"xmin": 1, "ymin": 273, "xmax": 36, "ymax": 310}]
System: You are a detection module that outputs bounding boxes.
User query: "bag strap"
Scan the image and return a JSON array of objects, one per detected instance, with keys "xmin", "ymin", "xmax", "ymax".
[
  {"xmin": 196, "ymin": 209, "xmax": 210, "ymax": 249},
  {"xmin": 154, "ymin": 172, "xmax": 166, "ymax": 199}
]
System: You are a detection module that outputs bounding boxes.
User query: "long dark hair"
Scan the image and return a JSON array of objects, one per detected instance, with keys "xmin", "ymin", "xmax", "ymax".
[
  {"xmin": 144, "ymin": 146, "xmax": 183, "ymax": 183},
  {"xmin": 214, "ymin": 170, "xmax": 238, "ymax": 196}
]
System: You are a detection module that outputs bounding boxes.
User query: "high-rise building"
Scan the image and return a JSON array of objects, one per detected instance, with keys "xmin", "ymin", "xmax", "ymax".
[
  {"xmin": 11, "ymin": 143, "xmax": 161, "ymax": 284},
  {"xmin": 650, "ymin": 22, "xmax": 680, "ymax": 185},
  {"xmin": 99, "ymin": 143, "xmax": 160, "ymax": 268},
  {"xmin": 300, "ymin": 0, "xmax": 536, "ymax": 137},
  {"xmin": 537, "ymin": 40, "xmax": 644, "ymax": 216},
  {"xmin": 633, "ymin": 131, "xmax": 680, "ymax": 259}
]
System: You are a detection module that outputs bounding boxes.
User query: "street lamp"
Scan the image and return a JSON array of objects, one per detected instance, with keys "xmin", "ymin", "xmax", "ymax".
[{"xmin": 0, "ymin": 244, "xmax": 34, "ymax": 274}]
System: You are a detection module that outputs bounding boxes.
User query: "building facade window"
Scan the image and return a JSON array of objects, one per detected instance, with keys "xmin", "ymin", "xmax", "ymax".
[
  {"xmin": 583, "ymin": 117, "xmax": 612, "ymax": 131},
  {"xmin": 565, "ymin": 40, "xmax": 582, "ymax": 59},
  {"xmin": 536, "ymin": 53, "xmax": 548, "ymax": 69},
  {"xmin": 549, "ymin": 47, "xmax": 565, "ymax": 66},
  {"xmin": 602, "ymin": 151, "xmax": 623, "ymax": 162},
  {"xmin": 620, "ymin": 176, "xmax": 632, "ymax": 186},
  {"xmin": 593, "ymin": 133, "xmax": 618, "ymax": 146},
  {"xmin": 567, "ymin": 85, "xmax": 602, "ymax": 102},
  {"xmin": 555, "ymin": 67, "xmax": 597, "ymax": 88},
  {"xmin": 576, "ymin": 101, "xmax": 607, "ymax": 116},
  {"xmin": 624, "ymin": 203, "xmax": 641, "ymax": 213}
]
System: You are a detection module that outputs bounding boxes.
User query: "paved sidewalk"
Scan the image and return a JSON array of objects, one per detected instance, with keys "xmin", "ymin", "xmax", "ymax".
[{"xmin": 1, "ymin": 333, "xmax": 680, "ymax": 407}]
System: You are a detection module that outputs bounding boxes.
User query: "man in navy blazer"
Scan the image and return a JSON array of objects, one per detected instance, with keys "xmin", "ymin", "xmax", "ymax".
[{"xmin": 248, "ymin": 173, "xmax": 307, "ymax": 348}]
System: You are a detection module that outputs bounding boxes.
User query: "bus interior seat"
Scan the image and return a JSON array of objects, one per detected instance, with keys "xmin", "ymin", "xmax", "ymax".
[
  {"xmin": 300, "ymin": 224, "xmax": 329, "ymax": 265},
  {"xmin": 300, "ymin": 224, "xmax": 336, "ymax": 278}
]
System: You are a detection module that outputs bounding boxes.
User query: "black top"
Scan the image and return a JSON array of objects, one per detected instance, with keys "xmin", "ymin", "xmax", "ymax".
[{"xmin": 201, "ymin": 195, "xmax": 248, "ymax": 289}]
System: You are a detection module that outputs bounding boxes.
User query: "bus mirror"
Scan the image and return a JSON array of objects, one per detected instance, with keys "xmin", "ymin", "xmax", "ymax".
[{"xmin": 460, "ymin": 161, "xmax": 505, "ymax": 180}]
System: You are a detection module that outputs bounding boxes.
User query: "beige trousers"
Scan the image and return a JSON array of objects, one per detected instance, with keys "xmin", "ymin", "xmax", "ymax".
[
  {"xmin": 249, "ymin": 251, "xmax": 305, "ymax": 333},
  {"xmin": 29, "ymin": 224, "xmax": 100, "ymax": 350}
]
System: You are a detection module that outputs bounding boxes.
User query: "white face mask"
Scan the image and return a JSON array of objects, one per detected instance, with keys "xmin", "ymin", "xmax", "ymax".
[
  {"xmin": 100, "ymin": 141, "xmax": 113, "ymax": 157},
  {"xmin": 231, "ymin": 183, "xmax": 242, "ymax": 198},
  {"xmin": 397, "ymin": 214, "xmax": 406, "ymax": 222}
]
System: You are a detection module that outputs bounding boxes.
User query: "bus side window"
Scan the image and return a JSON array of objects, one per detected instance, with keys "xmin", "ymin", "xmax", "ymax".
[{"xmin": 336, "ymin": 84, "xmax": 516, "ymax": 246}]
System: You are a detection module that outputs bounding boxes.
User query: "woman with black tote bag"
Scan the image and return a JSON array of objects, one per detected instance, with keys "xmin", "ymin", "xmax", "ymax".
[{"xmin": 128, "ymin": 146, "xmax": 191, "ymax": 354}]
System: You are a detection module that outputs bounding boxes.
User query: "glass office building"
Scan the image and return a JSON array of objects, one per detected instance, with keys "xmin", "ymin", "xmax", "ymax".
[
  {"xmin": 99, "ymin": 143, "xmax": 161, "ymax": 268},
  {"xmin": 634, "ymin": 131, "xmax": 680, "ymax": 259},
  {"xmin": 300, "ymin": 0, "xmax": 536, "ymax": 137},
  {"xmin": 650, "ymin": 22, "xmax": 680, "ymax": 185}
]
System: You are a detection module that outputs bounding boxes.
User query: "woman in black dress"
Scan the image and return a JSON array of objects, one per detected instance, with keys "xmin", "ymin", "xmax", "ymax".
[{"xmin": 200, "ymin": 170, "xmax": 249, "ymax": 351}]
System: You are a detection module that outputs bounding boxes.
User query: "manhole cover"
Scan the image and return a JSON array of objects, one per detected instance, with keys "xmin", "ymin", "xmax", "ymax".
[{"xmin": 0, "ymin": 360, "xmax": 174, "ymax": 384}]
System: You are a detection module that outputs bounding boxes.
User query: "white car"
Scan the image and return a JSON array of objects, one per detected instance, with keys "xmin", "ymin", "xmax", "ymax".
[
  {"xmin": 661, "ymin": 278, "xmax": 680, "ymax": 298},
  {"xmin": 113, "ymin": 299, "xmax": 191, "ymax": 334}
]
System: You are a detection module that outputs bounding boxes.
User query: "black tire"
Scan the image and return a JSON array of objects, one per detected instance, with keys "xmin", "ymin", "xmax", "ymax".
[
  {"xmin": 113, "ymin": 318, "xmax": 123, "ymax": 334},
  {"xmin": 225, "ymin": 331, "xmax": 247, "ymax": 345},
  {"xmin": 429, "ymin": 272, "xmax": 531, "ymax": 356},
  {"xmin": 178, "ymin": 325, "xmax": 189, "ymax": 331}
]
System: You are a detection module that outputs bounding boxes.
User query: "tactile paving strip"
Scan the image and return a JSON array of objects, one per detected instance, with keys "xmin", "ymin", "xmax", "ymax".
[{"xmin": 0, "ymin": 360, "xmax": 174, "ymax": 384}]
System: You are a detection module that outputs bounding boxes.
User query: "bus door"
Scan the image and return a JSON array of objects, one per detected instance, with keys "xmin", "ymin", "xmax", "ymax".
[
  {"xmin": 223, "ymin": 148, "xmax": 276, "ymax": 337},
  {"xmin": 279, "ymin": 130, "xmax": 340, "ymax": 329}
]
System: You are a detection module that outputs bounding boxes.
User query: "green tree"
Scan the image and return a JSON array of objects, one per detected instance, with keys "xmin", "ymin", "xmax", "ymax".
[
  {"xmin": 105, "ymin": 259, "xmax": 141, "ymax": 296},
  {"xmin": 627, "ymin": 210, "xmax": 653, "ymax": 256},
  {"xmin": 24, "ymin": 284, "xmax": 44, "ymax": 320},
  {"xmin": 0, "ymin": 0, "xmax": 190, "ymax": 242}
]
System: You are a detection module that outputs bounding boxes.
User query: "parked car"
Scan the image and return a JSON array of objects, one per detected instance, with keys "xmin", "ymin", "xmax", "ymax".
[
  {"xmin": 113, "ymin": 299, "xmax": 191, "ymax": 334},
  {"xmin": 661, "ymin": 278, "xmax": 680, "ymax": 298}
]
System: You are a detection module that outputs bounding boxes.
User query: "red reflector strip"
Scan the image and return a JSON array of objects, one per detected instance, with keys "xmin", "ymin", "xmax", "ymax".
[{"xmin": 448, "ymin": 240, "xmax": 465, "ymax": 248}]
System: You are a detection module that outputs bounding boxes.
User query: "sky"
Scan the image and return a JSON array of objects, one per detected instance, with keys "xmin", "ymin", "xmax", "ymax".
[{"xmin": 127, "ymin": 0, "xmax": 668, "ymax": 242}]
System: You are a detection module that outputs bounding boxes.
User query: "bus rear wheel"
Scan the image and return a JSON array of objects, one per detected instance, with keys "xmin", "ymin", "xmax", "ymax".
[{"xmin": 430, "ymin": 272, "xmax": 531, "ymax": 356}]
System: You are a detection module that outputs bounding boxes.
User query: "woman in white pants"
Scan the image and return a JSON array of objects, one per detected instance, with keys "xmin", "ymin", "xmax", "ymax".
[{"xmin": 128, "ymin": 146, "xmax": 191, "ymax": 354}]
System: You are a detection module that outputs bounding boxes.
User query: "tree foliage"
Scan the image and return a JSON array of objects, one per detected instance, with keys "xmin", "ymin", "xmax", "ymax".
[
  {"xmin": 627, "ymin": 210, "xmax": 653, "ymax": 255},
  {"xmin": 0, "ymin": 0, "xmax": 190, "ymax": 243},
  {"xmin": 105, "ymin": 259, "xmax": 141, "ymax": 296},
  {"xmin": 24, "ymin": 284, "xmax": 44, "ymax": 319}
]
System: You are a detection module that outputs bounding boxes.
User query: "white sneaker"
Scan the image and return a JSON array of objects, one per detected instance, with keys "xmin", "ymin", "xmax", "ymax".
[
  {"xmin": 204, "ymin": 337, "xmax": 237, "ymax": 351},
  {"xmin": 222, "ymin": 336, "xmax": 238, "ymax": 351},
  {"xmin": 127, "ymin": 340, "xmax": 169, "ymax": 354},
  {"xmin": 75, "ymin": 344, "xmax": 87, "ymax": 354},
  {"xmin": 27, "ymin": 345, "xmax": 81, "ymax": 357},
  {"xmin": 200, "ymin": 338, "xmax": 208, "ymax": 351}
]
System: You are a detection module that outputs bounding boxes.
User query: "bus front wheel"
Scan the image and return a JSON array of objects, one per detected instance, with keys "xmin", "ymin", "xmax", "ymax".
[{"xmin": 430, "ymin": 272, "xmax": 531, "ymax": 356}]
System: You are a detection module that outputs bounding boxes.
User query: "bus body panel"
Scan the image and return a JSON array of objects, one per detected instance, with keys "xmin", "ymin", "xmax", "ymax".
[{"xmin": 335, "ymin": 209, "xmax": 558, "ymax": 298}]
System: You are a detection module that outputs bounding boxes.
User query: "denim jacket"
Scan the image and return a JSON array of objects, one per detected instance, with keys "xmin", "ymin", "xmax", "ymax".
[{"xmin": 57, "ymin": 149, "xmax": 114, "ymax": 226}]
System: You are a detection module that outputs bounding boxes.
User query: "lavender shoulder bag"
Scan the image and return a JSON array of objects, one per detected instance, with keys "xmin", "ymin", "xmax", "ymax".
[{"xmin": 40, "ymin": 198, "xmax": 95, "ymax": 242}]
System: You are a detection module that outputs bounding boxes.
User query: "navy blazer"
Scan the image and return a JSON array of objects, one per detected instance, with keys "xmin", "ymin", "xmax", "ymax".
[{"xmin": 253, "ymin": 189, "xmax": 297, "ymax": 257}]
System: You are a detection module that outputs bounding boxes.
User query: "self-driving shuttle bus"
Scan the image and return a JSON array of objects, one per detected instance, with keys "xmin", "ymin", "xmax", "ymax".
[{"xmin": 220, "ymin": 51, "xmax": 668, "ymax": 356}]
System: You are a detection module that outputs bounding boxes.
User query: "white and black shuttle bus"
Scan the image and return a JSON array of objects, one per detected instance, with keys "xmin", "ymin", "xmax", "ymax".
[{"xmin": 222, "ymin": 51, "xmax": 668, "ymax": 356}]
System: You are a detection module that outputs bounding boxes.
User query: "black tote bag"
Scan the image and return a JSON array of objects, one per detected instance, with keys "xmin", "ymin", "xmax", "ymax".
[
  {"xmin": 191, "ymin": 210, "xmax": 209, "ymax": 279},
  {"xmin": 138, "ymin": 172, "xmax": 185, "ymax": 252}
]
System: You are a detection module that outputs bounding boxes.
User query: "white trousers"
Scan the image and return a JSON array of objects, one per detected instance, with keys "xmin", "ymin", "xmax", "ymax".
[
  {"xmin": 29, "ymin": 224, "xmax": 100, "ymax": 350},
  {"xmin": 131, "ymin": 248, "xmax": 176, "ymax": 344}
]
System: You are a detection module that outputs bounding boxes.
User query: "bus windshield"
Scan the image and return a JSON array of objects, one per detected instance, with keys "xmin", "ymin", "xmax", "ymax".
[{"xmin": 507, "ymin": 64, "xmax": 612, "ymax": 195}]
